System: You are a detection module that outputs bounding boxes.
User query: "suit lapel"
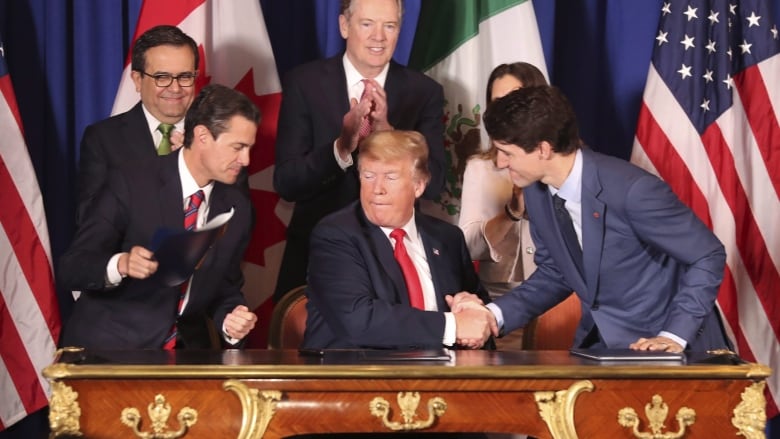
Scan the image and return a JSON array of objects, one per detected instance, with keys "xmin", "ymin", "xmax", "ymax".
[
  {"xmin": 323, "ymin": 56, "xmax": 351, "ymax": 119},
  {"xmin": 384, "ymin": 62, "xmax": 402, "ymax": 125},
  {"xmin": 357, "ymin": 206, "xmax": 410, "ymax": 306},
  {"xmin": 416, "ymin": 214, "xmax": 448, "ymax": 311},
  {"xmin": 123, "ymin": 102, "xmax": 158, "ymax": 158},
  {"xmin": 580, "ymin": 149, "xmax": 605, "ymax": 303},
  {"xmin": 157, "ymin": 151, "xmax": 184, "ymax": 231}
]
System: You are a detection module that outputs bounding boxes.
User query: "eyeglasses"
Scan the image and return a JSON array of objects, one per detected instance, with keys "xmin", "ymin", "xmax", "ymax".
[{"xmin": 138, "ymin": 71, "xmax": 197, "ymax": 87}]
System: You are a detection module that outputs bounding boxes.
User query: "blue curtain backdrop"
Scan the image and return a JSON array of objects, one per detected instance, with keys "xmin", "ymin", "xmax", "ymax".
[{"xmin": 1, "ymin": 1, "xmax": 779, "ymax": 437}]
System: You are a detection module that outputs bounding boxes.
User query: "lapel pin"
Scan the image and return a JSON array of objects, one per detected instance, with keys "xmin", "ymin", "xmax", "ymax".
[
  {"xmin": 433, "ymin": 248, "xmax": 440, "ymax": 256},
  {"xmin": 593, "ymin": 212, "xmax": 600, "ymax": 219}
]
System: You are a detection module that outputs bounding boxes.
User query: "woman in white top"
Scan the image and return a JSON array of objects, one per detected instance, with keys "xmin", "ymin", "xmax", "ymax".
[{"xmin": 459, "ymin": 63, "xmax": 548, "ymax": 349}]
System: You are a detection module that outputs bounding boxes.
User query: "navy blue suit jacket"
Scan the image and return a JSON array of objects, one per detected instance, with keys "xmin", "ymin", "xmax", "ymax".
[
  {"xmin": 58, "ymin": 150, "xmax": 253, "ymax": 349},
  {"xmin": 494, "ymin": 148, "xmax": 729, "ymax": 350},
  {"xmin": 302, "ymin": 201, "xmax": 488, "ymax": 349},
  {"xmin": 272, "ymin": 55, "xmax": 446, "ymax": 300}
]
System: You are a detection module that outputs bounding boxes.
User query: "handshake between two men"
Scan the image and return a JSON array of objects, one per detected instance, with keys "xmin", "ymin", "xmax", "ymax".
[{"xmin": 446, "ymin": 293, "xmax": 499, "ymax": 349}]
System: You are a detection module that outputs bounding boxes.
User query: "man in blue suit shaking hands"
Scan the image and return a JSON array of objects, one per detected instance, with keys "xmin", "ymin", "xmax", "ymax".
[{"xmin": 455, "ymin": 85, "xmax": 730, "ymax": 353}]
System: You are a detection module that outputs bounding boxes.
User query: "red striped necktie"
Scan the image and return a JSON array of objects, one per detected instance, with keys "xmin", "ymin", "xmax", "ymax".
[{"xmin": 163, "ymin": 190, "xmax": 205, "ymax": 350}]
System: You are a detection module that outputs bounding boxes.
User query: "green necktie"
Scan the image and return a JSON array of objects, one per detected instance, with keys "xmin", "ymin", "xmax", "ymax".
[{"xmin": 157, "ymin": 123, "xmax": 174, "ymax": 155}]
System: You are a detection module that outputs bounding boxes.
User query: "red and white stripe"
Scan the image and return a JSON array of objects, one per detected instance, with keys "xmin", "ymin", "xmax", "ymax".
[
  {"xmin": 632, "ymin": 53, "xmax": 780, "ymax": 416},
  {"xmin": 0, "ymin": 68, "xmax": 61, "ymax": 430}
]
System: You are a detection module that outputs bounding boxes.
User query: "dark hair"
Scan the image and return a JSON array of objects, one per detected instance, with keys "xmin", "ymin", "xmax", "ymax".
[
  {"xmin": 183, "ymin": 84, "xmax": 261, "ymax": 148},
  {"xmin": 131, "ymin": 25, "xmax": 199, "ymax": 73},
  {"xmin": 483, "ymin": 85, "xmax": 581, "ymax": 155},
  {"xmin": 340, "ymin": 0, "xmax": 403, "ymax": 19},
  {"xmin": 478, "ymin": 62, "xmax": 548, "ymax": 162},
  {"xmin": 484, "ymin": 62, "xmax": 547, "ymax": 104}
]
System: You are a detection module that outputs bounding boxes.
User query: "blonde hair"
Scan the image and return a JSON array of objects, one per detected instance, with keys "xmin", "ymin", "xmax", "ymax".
[{"xmin": 359, "ymin": 130, "xmax": 430, "ymax": 183}]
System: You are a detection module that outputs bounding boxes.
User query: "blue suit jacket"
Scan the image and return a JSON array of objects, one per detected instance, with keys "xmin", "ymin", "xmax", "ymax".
[
  {"xmin": 494, "ymin": 148, "xmax": 729, "ymax": 350},
  {"xmin": 302, "ymin": 201, "xmax": 489, "ymax": 349}
]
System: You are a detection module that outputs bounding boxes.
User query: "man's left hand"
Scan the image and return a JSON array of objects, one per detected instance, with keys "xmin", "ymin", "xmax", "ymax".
[
  {"xmin": 223, "ymin": 305, "xmax": 258, "ymax": 340},
  {"xmin": 363, "ymin": 79, "xmax": 393, "ymax": 132},
  {"xmin": 629, "ymin": 336, "xmax": 683, "ymax": 353}
]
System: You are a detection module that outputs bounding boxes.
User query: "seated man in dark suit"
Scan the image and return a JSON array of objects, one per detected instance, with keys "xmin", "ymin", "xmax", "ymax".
[
  {"xmin": 58, "ymin": 84, "xmax": 259, "ymax": 350},
  {"xmin": 302, "ymin": 130, "xmax": 495, "ymax": 350}
]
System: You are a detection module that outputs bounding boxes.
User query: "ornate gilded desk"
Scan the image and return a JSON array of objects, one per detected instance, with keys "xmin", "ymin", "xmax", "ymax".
[{"xmin": 44, "ymin": 349, "xmax": 770, "ymax": 438}]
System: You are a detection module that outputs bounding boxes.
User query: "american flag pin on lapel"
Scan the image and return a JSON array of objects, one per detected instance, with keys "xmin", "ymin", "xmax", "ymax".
[
  {"xmin": 433, "ymin": 248, "xmax": 440, "ymax": 256},
  {"xmin": 593, "ymin": 212, "xmax": 600, "ymax": 218}
]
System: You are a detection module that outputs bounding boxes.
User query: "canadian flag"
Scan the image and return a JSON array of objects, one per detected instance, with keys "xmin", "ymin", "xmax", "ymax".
[{"xmin": 112, "ymin": 0, "xmax": 290, "ymax": 347}]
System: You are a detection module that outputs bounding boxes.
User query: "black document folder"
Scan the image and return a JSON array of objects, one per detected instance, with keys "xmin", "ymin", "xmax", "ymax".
[{"xmin": 150, "ymin": 208, "xmax": 234, "ymax": 286}]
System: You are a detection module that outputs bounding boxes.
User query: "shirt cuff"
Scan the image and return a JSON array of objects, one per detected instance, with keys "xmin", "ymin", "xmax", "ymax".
[
  {"xmin": 105, "ymin": 253, "xmax": 124, "ymax": 286},
  {"xmin": 658, "ymin": 330, "xmax": 687, "ymax": 349},
  {"xmin": 486, "ymin": 303, "xmax": 505, "ymax": 334},
  {"xmin": 333, "ymin": 139, "xmax": 353, "ymax": 170},
  {"xmin": 222, "ymin": 322, "xmax": 241, "ymax": 345},
  {"xmin": 442, "ymin": 312, "xmax": 456, "ymax": 346}
]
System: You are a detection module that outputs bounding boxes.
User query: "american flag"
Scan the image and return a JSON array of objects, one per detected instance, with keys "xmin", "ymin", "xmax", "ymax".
[
  {"xmin": 632, "ymin": 0, "xmax": 780, "ymax": 416},
  {"xmin": 0, "ymin": 38, "xmax": 61, "ymax": 430}
]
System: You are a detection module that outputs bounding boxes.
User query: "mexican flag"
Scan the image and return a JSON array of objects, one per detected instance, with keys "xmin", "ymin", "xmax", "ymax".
[{"xmin": 408, "ymin": 0, "xmax": 547, "ymax": 221}]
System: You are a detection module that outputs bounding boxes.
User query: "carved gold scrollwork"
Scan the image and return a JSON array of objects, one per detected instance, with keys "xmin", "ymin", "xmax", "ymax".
[
  {"xmin": 732, "ymin": 381, "xmax": 767, "ymax": 439},
  {"xmin": 223, "ymin": 380, "xmax": 282, "ymax": 439},
  {"xmin": 369, "ymin": 392, "xmax": 447, "ymax": 431},
  {"xmin": 618, "ymin": 394, "xmax": 695, "ymax": 439},
  {"xmin": 49, "ymin": 381, "xmax": 82, "ymax": 437},
  {"xmin": 119, "ymin": 394, "xmax": 197, "ymax": 439},
  {"xmin": 534, "ymin": 380, "xmax": 594, "ymax": 439}
]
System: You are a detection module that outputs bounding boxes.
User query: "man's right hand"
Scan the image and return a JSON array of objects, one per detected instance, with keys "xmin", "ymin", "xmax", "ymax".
[
  {"xmin": 336, "ymin": 96, "xmax": 373, "ymax": 161},
  {"xmin": 118, "ymin": 245, "xmax": 158, "ymax": 279},
  {"xmin": 453, "ymin": 306, "xmax": 498, "ymax": 349}
]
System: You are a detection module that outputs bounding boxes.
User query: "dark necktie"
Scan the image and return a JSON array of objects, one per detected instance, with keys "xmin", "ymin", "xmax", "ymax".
[
  {"xmin": 163, "ymin": 190, "xmax": 205, "ymax": 350},
  {"xmin": 552, "ymin": 194, "xmax": 584, "ymax": 275},
  {"xmin": 358, "ymin": 79, "xmax": 373, "ymax": 141},
  {"xmin": 157, "ymin": 123, "xmax": 174, "ymax": 156},
  {"xmin": 390, "ymin": 229, "xmax": 425, "ymax": 310}
]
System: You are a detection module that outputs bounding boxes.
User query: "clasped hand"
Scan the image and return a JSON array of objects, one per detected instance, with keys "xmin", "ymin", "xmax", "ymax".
[
  {"xmin": 337, "ymin": 79, "xmax": 392, "ymax": 158},
  {"xmin": 445, "ymin": 292, "xmax": 499, "ymax": 349}
]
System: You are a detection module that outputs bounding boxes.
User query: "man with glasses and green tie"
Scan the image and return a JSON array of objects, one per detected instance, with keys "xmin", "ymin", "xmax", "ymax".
[{"xmin": 75, "ymin": 25, "xmax": 199, "ymax": 226}]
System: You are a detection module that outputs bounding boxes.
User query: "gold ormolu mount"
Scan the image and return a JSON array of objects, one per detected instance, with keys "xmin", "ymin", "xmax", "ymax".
[
  {"xmin": 119, "ymin": 394, "xmax": 197, "ymax": 439},
  {"xmin": 369, "ymin": 391, "xmax": 447, "ymax": 431}
]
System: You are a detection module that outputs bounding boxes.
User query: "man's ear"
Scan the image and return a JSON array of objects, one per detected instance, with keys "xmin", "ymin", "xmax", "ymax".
[
  {"xmin": 131, "ymin": 71, "xmax": 142, "ymax": 93},
  {"xmin": 537, "ymin": 141, "xmax": 553, "ymax": 159},
  {"xmin": 193, "ymin": 125, "xmax": 210, "ymax": 145},
  {"xmin": 338, "ymin": 14, "xmax": 349, "ymax": 39},
  {"xmin": 413, "ymin": 175, "xmax": 429, "ymax": 199}
]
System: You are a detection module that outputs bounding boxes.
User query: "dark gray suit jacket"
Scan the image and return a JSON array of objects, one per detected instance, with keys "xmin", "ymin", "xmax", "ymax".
[
  {"xmin": 302, "ymin": 201, "xmax": 489, "ymax": 350},
  {"xmin": 272, "ymin": 55, "xmax": 446, "ymax": 300},
  {"xmin": 58, "ymin": 150, "xmax": 253, "ymax": 349},
  {"xmin": 77, "ymin": 102, "xmax": 157, "ymax": 226},
  {"xmin": 494, "ymin": 148, "xmax": 730, "ymax": 351}
]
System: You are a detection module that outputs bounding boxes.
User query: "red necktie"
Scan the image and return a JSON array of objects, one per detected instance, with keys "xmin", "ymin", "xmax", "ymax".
[
  {"xmin": 358, "ymin": 79, "xmax": 373, "ymax": 141},
  {"xmin": 390, "ymin": 229, "xmax": 425, "ymax": 310},
  {"xmin": 163, "ymin": 190, "xmax": 204, "ymax": 350}
]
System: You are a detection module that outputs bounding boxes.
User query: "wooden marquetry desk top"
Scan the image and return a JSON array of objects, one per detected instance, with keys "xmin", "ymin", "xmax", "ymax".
[{"xmin": 44, "ymin": 349, "xmax": 770, "ymax": 439}]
